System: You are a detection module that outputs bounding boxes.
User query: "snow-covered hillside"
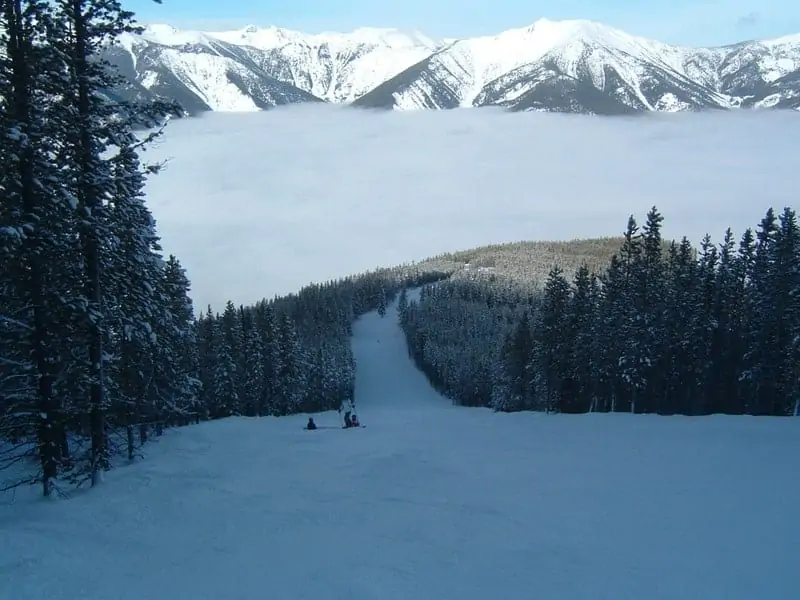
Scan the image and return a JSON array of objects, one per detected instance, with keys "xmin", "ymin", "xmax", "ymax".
[
  {"xmin": 211, "ymin": 25, "xmax": 436, "ymax": 103},
  {"xmin": 109, "ymin": 29, "xmax": 321, "ymax": 112},
  {"xmin": 355, "ymin": 18, "xmax": 800, "ymax": 113},
  {"xmin": 384, "ymin": 19, "xmax": 721, "ymax": 109},
  {"xmin": 107, "ymin": 23, "xmax": 436, "ymax": 112},
  {"xmin": 106, "ymin": 18, "xmax": 800, "ymax": 114},
  {"xmin": 3, "ymin": 296, "xmax": 799, "ymax": 599}
]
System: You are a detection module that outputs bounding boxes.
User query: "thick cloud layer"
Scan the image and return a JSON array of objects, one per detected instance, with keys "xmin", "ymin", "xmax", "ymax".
[{"xmin": 141, "ymin": 104, "xmax": 799, "ymax": 311}]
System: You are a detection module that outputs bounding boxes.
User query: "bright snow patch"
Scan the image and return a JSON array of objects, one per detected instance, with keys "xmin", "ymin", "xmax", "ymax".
[
  {"xmin": 2, "ymin": 297, "xmax": 799, "ymax": 599},
  {"xmin": 157, "ymin": 50, "xmax": 260, "ymax": 111},
  {"xmin": 140, "ymin": 70, "xmax": 159, "ymax": 89},
  {"xmin": 139, "ymin": 23, "xmax": 209, "ymax": 46},
  {"xmin": 759, "ymin": 56, "xmax": 800, "ymax": 83},
  {"xmin": 756, "ymin": 93, "xmax": 784, "ymax": 108},
  {"xmin": 654, "ymin": 92, "xmax": 692, "ymax": 111}
]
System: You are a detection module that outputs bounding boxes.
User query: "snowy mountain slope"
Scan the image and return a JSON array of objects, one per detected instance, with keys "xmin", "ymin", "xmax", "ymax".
[
  {"xmin": 714, "ymin": 36, "xmax": 800, "ymax": 108},
  {"xmin": 4, "ymin": 297, "xmax": 800, "ymax": 599},
  {"xmin": 106, "ymin": 23, "xmax": 436, "ymax": 112},
  {"xmin": 213, "ymin": 25, "xmax": 437, "ymax": 103},
  {"xmin": 353, "ymin": 19, "xmax": 800, "ymax": 114},
  {"xmin": 753, "ymin": 69, "xmax": 800, "ymax": 109},
  {"xmin": 107, "ymin": 31, "xmax": 321, "ymax": 113},
  {"xmin": 104, "ymin": 19, "xmax": 800, "ymax": 115}
]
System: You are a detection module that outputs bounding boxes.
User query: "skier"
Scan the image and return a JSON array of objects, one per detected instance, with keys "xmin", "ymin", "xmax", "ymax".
[
  {"xmin": 340, "ymin": 397, "xmax": 356, "ymax": 428},
  {"xmin": 350, "ymin": 414, "xmax": 360, "ymax": 427},
  {"xmin": 305, "ymin": 417, "xmax": 317, "ymax": 430}
]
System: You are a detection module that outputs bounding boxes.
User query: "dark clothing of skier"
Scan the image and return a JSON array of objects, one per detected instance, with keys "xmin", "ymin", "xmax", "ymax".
[
  {"xmin": 305, "ymin": 417, "xmax": 317, "ymax": 430},
  {"xmin": 343, "ymin": 412, "xmax": 352, "ymax": 428}
]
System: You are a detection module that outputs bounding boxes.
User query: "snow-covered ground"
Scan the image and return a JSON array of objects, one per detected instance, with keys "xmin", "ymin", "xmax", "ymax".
[
  {"xmin": 141, "ymin": 105, "xmax": 799, "ymax": 311},
  {"xmin": 3, "ymin": 297, "xmax": 799, "ymax": 599}
]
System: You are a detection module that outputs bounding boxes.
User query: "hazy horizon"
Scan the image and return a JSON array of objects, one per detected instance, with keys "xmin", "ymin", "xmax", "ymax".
[
  {"xmin": 140, "ymin": 105, "xmax": 799, "ymax": 312},
  {"xmin": 127, "ymin": 0, "xmax": 800, "ymax": 48}
]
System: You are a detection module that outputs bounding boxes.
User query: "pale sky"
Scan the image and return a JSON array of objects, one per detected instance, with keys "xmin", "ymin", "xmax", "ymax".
[{"xmin": 127, "ymin": 0, "xmax": 800, "ymax": 46}]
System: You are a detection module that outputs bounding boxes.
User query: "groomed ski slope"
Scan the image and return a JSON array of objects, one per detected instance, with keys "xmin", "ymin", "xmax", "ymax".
[{"xmin": 2, "ymin": 295, "xmax": 799, "ymax": 599}]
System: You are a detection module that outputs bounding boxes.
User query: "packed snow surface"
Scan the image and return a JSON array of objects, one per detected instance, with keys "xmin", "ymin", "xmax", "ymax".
[{"xmin": 3, "ymin": 296, "xmax": 799, "ymax": 599}]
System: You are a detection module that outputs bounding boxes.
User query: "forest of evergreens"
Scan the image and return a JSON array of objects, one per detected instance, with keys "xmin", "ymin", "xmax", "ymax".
[{"xmin": 400, "ymin": 207, "xmax": 800, "ymax": 417}]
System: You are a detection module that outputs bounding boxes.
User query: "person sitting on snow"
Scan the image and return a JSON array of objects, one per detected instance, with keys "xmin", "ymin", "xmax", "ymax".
[
  {"xmin": 305, "ymin": 417, "xmax": 317, "ymax": 430},
  {"xmin": 350, "ymin": 414, "xmax": 360, "ymax": 427}
]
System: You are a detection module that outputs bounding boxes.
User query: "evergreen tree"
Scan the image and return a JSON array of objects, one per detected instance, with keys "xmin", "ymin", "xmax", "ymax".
[
  {"xmin": 596, "ymin": 255, "xmax": 627, "ymax": 412},
  {"xmin": 708, "ymin": 228, "xmax": 746, "ymax": 413},
  {"xmin": 397, "ymin": 287, "xmax": 409, "ymax": 323},
  {"xmin": 195, "ymin": 307, "xmax": 216, "ymax": 419},
  {"xmin": 240, "ymin": 308, "xmax": 265, "ymax": 416},
  {"xmin": 210, "ymin": 315, "xmax": 238, "ymax": 418},
  {"xmin": 104, "ymin": 138, "xmax": 164, "ymax": 456},
  {"xmin": 771, "ymin": 208, "xmax": 800, "ymax": 415},
  {"xmin": 742, "ymin": 209, "xmax": 779, "ymax": 415},
  {"xmin": 635, "ymin": 206, "xmax": 668, "ymax": 413},
  {"xmin": 492, "ymin": 312, "xmax": 534, "ymax": 412},
  {"xmin": 272, "ymin": 313, "xmax": 306, "ymax": 414},
  {"xmin": 377, "ymin": 285, "xmax": 387, "ymax": 317},
  {"xmin": 154, "ymin": 255, "xmax": 201, "ymax": 426},
  {"xmin": 568, "ymin": 264, "xmax": 599, "ymax": 413},
  {"xmin": 661, "ymin": 238, "xmax": 698, "ymax": 414},
  {"xmin": 616, "ymin": 215, "xmax": 644, "ymax": 412},
  {"xmin": 533, "ymin": 267, "xmax": 572, "ymax": 413},
  {"xmin": 0, "ymin": 0, "xmax": 73, "ymax": 496},
  {"xmin": 263, "ymin": 307, "xmax": 283, "ymax": 414}
]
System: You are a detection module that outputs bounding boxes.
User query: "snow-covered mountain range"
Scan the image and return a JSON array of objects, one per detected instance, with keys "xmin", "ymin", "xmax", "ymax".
[{"xmin": 104, "ymin": 19, "xmax": 800, "ymax": 115}]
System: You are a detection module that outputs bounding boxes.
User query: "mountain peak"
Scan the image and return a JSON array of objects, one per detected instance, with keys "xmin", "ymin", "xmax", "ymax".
[
  {"xmin": 143, "ymin": 23, "xmax": 178, "ymax": 36},
  {"xmin": 112, "ymin": 17, "xmax": 800, "ymax": 114},
  {"xmin": 520, "ymin": 17, "xmax": 640, "ymax": 47},
  {"xmin": 139, "ymin": 23, "xmax": 207, "ymax": 46},
  {"xmin": 314, "ymin": 27, "xmax": 436, "ymax": 49},
  {"xmin": 761, "ymin": 31, "xmax": 800, "ymax": 46},
  {"xmin": 526, "ymin": 17, "xmax": 593, "ymax": 30}
]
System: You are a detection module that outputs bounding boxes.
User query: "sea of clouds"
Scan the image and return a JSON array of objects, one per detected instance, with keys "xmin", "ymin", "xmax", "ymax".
[{"xmin": 140, "ymin": 104, "xmax": 799, "ymax": 311}]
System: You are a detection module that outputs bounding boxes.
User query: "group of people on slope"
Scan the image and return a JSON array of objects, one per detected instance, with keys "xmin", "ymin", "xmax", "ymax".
[
  {"xmin": 304, "ymin": 413, "xmax": 360, "ymax": 430},
  {"xmin": 343, "ymin": 412, "xmax": 360, "ymax": 428},
  {"xmin": 305, "ymin": 399, "xmax": 360, "ymax": 430}
]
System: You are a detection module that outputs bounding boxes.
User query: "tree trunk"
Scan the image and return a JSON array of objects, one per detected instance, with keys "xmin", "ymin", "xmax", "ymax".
[
  {"xmin": 139, "ymin": 422, "xmax": 148, "ymax": 445},
  {"xmin": 58, "ymin": 421, "xmax": 70, "ymax": 462},
  {"xmin": 126, "ymin": 425, "xmax": 134, "ymax": 461},
  {"xmin": 6, "ymin": 0, "xmax": 59, "ymax": 497},
  {"xmin": 70, "ymin": 0, "xmax": 107, "ymax": 485}
]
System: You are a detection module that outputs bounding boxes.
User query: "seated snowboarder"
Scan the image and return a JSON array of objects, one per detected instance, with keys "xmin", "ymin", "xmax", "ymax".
[
  {"xmin": 305, "ymin": 417, "xmax": 317, "ymax": 430},
  {"xmin": 350, "ymin": 414, "xmax": 360, "ymax": 427},
  {"xmin": 343, "ymin": 412, "xmax": 353, "ymax": 428}
]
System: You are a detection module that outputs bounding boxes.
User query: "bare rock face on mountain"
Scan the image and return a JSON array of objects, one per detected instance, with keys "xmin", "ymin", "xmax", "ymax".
[{"xmin": 104, "ymin": 19, "xmax": 800, "ymax": 115}]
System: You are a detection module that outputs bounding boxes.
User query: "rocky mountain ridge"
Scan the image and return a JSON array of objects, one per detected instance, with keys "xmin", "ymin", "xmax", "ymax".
[{"xmin": 104, "ymin": 19, "xmax": 800, "ymax": 115}]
